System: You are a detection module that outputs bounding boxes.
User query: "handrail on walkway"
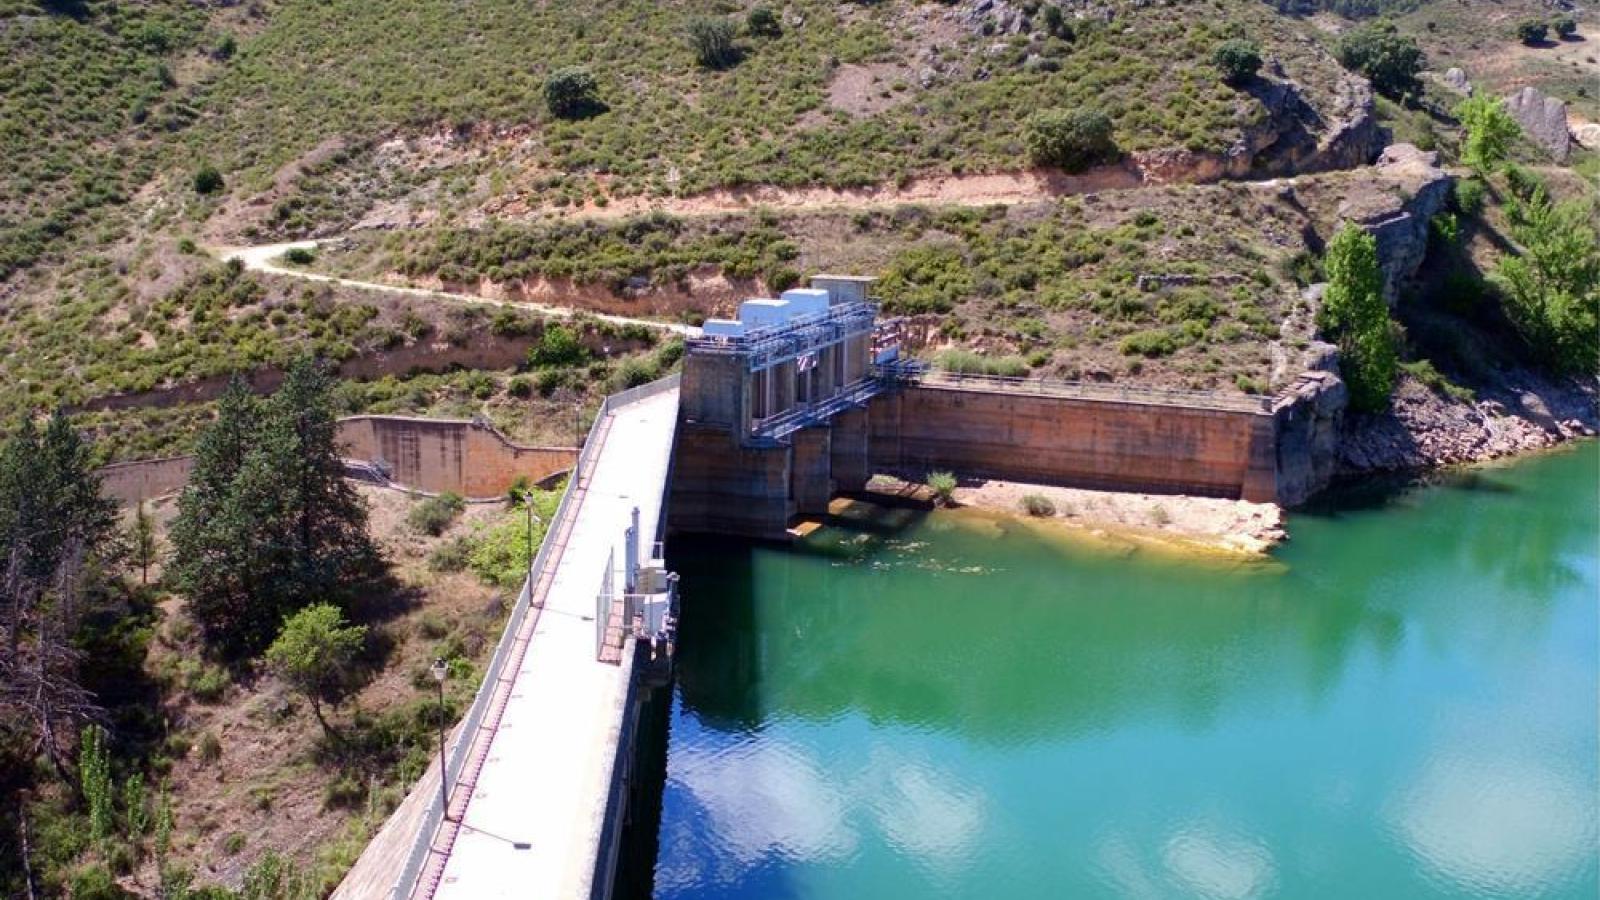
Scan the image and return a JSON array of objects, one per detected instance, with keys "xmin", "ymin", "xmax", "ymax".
[{"xmin": 388, "ymin": 372, "xmax": 681, "ymax": 900}]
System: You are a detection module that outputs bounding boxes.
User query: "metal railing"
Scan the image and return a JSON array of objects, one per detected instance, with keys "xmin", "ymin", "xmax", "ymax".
[
  {"xmin": 389, "ymin": 372, "xmax": 681, "ymax": 900},
  {"xmin": 749, "ymin": 375, "xmax": 885, "ymax": 442},
  {"xmin": 595, "ymin": 548, "xmax": 615, "ymax": 661},
  {"xmin": 874, "ymin": 361, "xmax": 1275, "ymax": 414},
  {"xmin": 686, "ymin": 302, "xmax": 877, "ymax": 372}
]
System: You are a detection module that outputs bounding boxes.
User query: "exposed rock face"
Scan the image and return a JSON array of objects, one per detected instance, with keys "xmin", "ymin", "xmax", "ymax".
[
  {"xmin": 1440, "ymin": 67, "xmax": 1472, "ymax": 95},
  {"xmin": 1336, "ymin": 143, "xmax": 1454, "ymax": 302},
  {"xmin": 1504, "ymin": 86, "xmax": 1572, "ymax": 162},
  {"xmin": 1338, "ymin": 372, "xmax": 1598, "ymax": 475},
  {"xmin": 1272, "ymin": 370, "xmax": 1348, "ymax": 506},
  {"xmin": 1240, "ymin": 74, "xmax": 1381, "ymax": 175}
]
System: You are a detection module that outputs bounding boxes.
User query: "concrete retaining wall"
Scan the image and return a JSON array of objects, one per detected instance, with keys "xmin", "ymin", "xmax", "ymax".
[
  {"xmin": 868, "ymin": 386, "xmax": 1279, "ymax": 501},
  {"xmin": 97, "ymin": 416, "xmax": 576, "ymax": 505}
]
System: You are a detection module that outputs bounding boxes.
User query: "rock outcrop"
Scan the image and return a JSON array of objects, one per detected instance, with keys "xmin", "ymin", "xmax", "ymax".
[
  {"xmin": 1335, "ymin": 143, "xmax": 1453, "ymax": 302},
  {"xmin": 1573, "ymin": 123, "xmax": 1600, "ymax": 152},
  {"xmin": 1440, "ymin": 67, "xmax": 1472, "ymax": 95},
  {"xmin": 1272, "ymin": 370, "xmax": 1348, "ymax": 506},
  {"xmin": 1504, "ymin": 86, "xmax": 1572, "ymax": 162}
]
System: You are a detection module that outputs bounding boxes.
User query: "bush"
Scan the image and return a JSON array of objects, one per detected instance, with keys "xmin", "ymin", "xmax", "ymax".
[
  {"xmin": 428, "ymin": 537, "xmax": 472, "ymax": 573},
  {"xmin": 408, "ymin": 492, "xmax": 465, "ymax": 536},
  {"xmin": 926, "ymin": 471, "xmax": 957, "ymax": 505},
  {"xmin": 197, "ymin": 731, "xmax": 222, "ymax": 765},
  {"xmin": 507, "ymin": 376, "xmax": 534, "ymax": 398},
  {"xmin": 687, "ymin": 17, "xmax": 738, "ymax": 68},
  {"xmin": 1553, "ymin": 16, "xmax": 1577, "ymax": 39},
  {"xmin": 1515, "ymin": 19, "xmax": 1548, "ymax": 44},
  {"xmin": 1335, "ymin": 23, "xmax": 1424, "ymax": 99},
  {"xmin": 1453, "ymin": 178, "xmax": 1486, "ymax": 217},
  {"xmin": 70, "ymin": 864, "xmax": 128, "ymax": 900},
  {"xmin": 283, "ymin": 247, "xmax": 316, "ymax": 265},
  {"xmin": 937, "ymin": 349, "xmax": 1029, "ymax": 376},
  {"xmin": 529, "ymin": 324, "xmax": 588, "ymax": 368},
  {"xmin": 1026, "ymin": 108, "xmax": 1118, "ymax": 173},
  {"xmin": 1455, "ymin": 96, "xmax": 1521, "ymax": 172},
  {"xmin": 193, "ymin": 165, "xmax": 224, "ymax": 195},
  {"xmin": 1212, "ymin": 40, "xmax": 1262, "ymax": 85},
  {"xmin": 1400, "ymin": 359, "xmax": 1475, "ymax": 401},
  {"xmin": 746, "ymin": 5, "xmax": 781, "ymax": 37},
  {"xmin": 1020, "ymin": 494, "xmax": 1056, "ymax": 517},
  {"xmin": 1119, "ymin": 328, "xmax": 1179, "ymax": 357},
  {"xmin": 612, "ymin": 356, "xmax": 659, "ymax": 390},
  {"xmin": 544, "ymin": 67, "xmax": 600, "ymax": 119},
  {"xmin": 187, "ymin": 663, "xmax": 230, "ymax": 703},
  {"xmin": 323, "ymin": 774, "xmax": 366, "ymax": 810},
  {"xmin": 1493, "ymin": 191, "xmax": 1599, "ymax": 373}
]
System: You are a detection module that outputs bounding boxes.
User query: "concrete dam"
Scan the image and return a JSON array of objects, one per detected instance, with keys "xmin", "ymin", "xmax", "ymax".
[{"xmin": 340, "ymin": 275, "xmax": 1347, "ymax": 899}]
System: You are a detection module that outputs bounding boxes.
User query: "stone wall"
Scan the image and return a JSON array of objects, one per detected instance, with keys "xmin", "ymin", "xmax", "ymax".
[
  {"xmin": 97, "ymin": 416, "xmax": 576, "ymax": 505},
  {"xmin": 1270, "ymin": 371, "xmax": 1348, "ymax": 506}
]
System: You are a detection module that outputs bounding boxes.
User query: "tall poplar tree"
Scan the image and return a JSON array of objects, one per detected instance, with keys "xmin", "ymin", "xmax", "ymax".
[{"xmin": 1319, "ymin": 225, "xmax": 1397, "ymax": 412}]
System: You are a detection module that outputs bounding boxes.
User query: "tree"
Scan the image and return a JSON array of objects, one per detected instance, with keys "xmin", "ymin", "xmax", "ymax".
[
  {"xmin": 1335, "ymin": 23, "xmax": 1424, "ymax": 100},
  {"xmin": 1455, "ymin": 96, "xmax": 1521, "ymax": 172},
  {"xmin": 130, "ymin": 502, "xmax": 156, "ymax": 585},
  {"xmin": 1553, "ymin": 16, "xmax": 1578, "ymax": 39},
  {"xmin": 528, "ymin": 323, "xmax": 589, "ymax": 368},
  {"xmin": 1025, "ymin": 108, "xmax": 1118, "ymax": 173},
  {"xmin": 192, "ymin": 164, "xmax": 223, "ymax": 195},
  {"xmin": 0, "ymin": 414, "xmax": 118, "ymax": 778},
  {"xmin": 265, "ymin": 604, "xmax": 366, "ymax": 738},
  {"xmin": 1494, "ymin": 190, "xmax": 1600, "ymax": 373},
  {"xmin": 1041, "ymin": 5, "xmax": 1073, "ymax": 40},
  {"xmin": 1318, "ymin": 225, "xmax": 1397, "ymax": 411},
  {"xmin": 169, "ymin": 361, "xmax": 376, "ymax": 656},
  {"xmin": 1212, "ymin": 39, "xmax": 1263, "ymax": 86},
  {"xmin": 1514, "ymin": 19, "xmax": 1548, "ymax": 44},
  {"xmin": 687, "ymin": 17, "xmax": 738, "ymax": 68},
  {"xmin": 543, "ymin": 66, "xmax": 600, "ymax": 119},
  {"xmin": 746, "ymin": 5, "xmax": 781, "ymax": 37}
]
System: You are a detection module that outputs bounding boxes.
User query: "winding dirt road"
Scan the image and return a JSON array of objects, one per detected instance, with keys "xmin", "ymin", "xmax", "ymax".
[{"xmin": 215, "ymin": 241, "xmax": 702, "ymax": 337}]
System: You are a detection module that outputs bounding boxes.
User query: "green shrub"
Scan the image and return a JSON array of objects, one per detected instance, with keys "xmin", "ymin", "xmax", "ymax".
[
  {"xmin": 1020, "ymin": 494, "xmax": 1056, "ymax": 517},
  {"xmin": 937, "ymin": 349, "xmax": 1029, "ymax": 376},
  {"xmin": 193, "ymin": 164, "xmax": 224, "ymax": 195},
  {"xmin": 1025, "ymin": 108, "xmax": 1118, "ymax": 172},
  {"xmin": 1319, "ymin": 225, "xmax": 1397, "ymax": 411},
  {"xmin": 283, "ymin": 247, "xmax": 316, "ymax": 266},
  {"xmin": 1455, "ymin": 97, "xmax": 1520, "ymax": 172},
  {"xmin": 612, "ymin": 356, "xmax": 659, "ymax": 390},
  {"xmin": 687, "ymin": 17, "xmax": 738, "ymax": 68},
  {"xmin": 1515, "ymin": 19, "xmax": 1548, "ymax": 44},
  {"xmin": 322, "ymin": 774, "xmax": 366, "ymax": 810},
  {"xmin": 1453, "ymin": 178, "xmax": 1486, "ymax": 217},
  {"xmin": 408, "ymin": 492, "xmax": 465, "ymax": 536},
  {"xmin": 1212, "ymin": 40, "xmax": 1262, "ymax": 85},
  {"xmin": 1492, "ymin": 191, "xmax": 1599, "ymax": 373},
  {"xmin": 69, "ymin": 863, "xmax": 128, "ymax": 900},
  {"xmin": 508, "ymin": 376, "xmax": 534, "ymax": 398},
  {"xmin": 1400, "ymin": 359, "xmax": 1475, "ymax": 401},
  {"xmin": 926, "ymin": 471, "xmax": 958, "ymax": 505},
  {"xmin": 529, "ymin": 324, "xmax": 588, "ymax": 368},
  {"xmin": 223, "ymin": 831, "xmax": 247, "ymax": 855},
  {"xmin": 1119, "ymin": 328, "xmax": 1179, "ymax": 357},
  {"xmin": 186, "ymin": 663, "xmax": 230, "ymax": 703},
  {"xmin": 544, "ymin": 67, "xmax": 600, "ymax": 119},
  {"xmin": 1553, "ymin": 16, "xmax": 1578, "ymax": 39},
  {"xmin": 197, "ymin": 731, "xmax": 222, "ymax": 765},
  {"xmin": 1335, "ymin": 23, "xmax": 1424, "ymax": 99},
  {"xmin": 746, "ymin": 5, "xmax": 781, "ymax": 37},
  {"xmin": 428, "ymin": 537, "xmax": 472, "ymax": 573}
]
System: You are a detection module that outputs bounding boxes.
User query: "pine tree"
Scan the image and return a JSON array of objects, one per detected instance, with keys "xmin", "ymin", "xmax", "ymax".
[{"xmin": 170, "ymin": 362, "xmax": 377, "ymax": 655}]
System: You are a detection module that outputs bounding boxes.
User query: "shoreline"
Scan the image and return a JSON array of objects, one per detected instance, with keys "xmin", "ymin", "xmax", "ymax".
[{"xmin": 863, "ymin": 475, "xmax": 1287, "ymax": 558}]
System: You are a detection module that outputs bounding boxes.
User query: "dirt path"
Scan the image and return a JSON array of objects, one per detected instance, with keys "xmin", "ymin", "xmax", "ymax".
[{"xmin": 215, "ymin": 241, "xmax": 701, "ymax": 336}]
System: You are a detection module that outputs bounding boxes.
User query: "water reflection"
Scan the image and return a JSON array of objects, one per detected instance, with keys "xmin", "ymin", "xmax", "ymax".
[{"xmin": 653, "ymin": 443, "xmax": 1599, "ymax": 899}]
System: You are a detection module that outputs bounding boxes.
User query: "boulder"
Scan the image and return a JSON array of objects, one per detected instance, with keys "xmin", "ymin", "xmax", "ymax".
[
  {"xmin": 1335, "ymin": 143, "xmax": 1454, "ymax": 303},
  {"xmin": 1440, "ymin": 67, "xmax": 1472, "ymax": 95},
  {"xmin": 1573, "ymin": 123, "xmax": 1600, "ymax": 152},
  {"xmin": 1504, "ymin": 86, "xmax": 1572, "ymax": 162}
]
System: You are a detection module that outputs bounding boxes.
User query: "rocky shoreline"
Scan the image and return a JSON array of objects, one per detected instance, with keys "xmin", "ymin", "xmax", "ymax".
[{"xmin": 1339, "ymin": 370, "xmax": 1598, "ymax": 475}]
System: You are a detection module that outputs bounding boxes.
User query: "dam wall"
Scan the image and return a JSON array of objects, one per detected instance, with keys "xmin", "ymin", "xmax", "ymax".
[
  {"xmin": 96, "ymin": 416, "xmax": 576, "ymax": 504},
  {"xmin": 671, "ymin": 373, "xmax": 1345, "ymax": 539}
]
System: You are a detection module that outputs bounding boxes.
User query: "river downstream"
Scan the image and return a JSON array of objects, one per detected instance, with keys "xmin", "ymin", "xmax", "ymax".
[{"xmin": 647, "ymin": 443, "xmax": 1598, "ymax": 899}]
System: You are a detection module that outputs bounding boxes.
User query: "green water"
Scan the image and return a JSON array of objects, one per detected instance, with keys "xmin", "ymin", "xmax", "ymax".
[{"xmin": 652, "ymin": 443, "xmax": 1599, "ymax": 899}]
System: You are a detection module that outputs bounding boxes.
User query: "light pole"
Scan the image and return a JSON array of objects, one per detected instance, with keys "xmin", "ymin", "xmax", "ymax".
[
  {"xmin": 517, "ymin": 489, "xmax": 543, "ymax": 584},
  {"xmin": 430, "ymin": 656, "xmax": 450, "ymax": 821}
]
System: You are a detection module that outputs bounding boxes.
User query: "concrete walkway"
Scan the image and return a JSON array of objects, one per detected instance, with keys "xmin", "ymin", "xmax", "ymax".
[{"xmin": 419, "ymin": 387, "xmax": 678, "ymax": 899}]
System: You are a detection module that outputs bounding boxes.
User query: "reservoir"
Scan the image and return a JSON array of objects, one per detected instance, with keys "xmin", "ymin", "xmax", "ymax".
[{"xmin": 648, "ymin": 442, "xmax": 1598, "ymax": 898}]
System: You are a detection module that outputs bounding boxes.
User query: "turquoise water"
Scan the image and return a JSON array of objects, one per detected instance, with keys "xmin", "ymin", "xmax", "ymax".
[{"xmin": 652, "ymin": 443, "xmax": 1599, "ymax": 899}]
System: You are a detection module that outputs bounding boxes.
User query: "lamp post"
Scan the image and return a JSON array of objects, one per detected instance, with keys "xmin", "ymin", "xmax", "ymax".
[
  {"xmin": 516, "ymin": 489, "xmax": 543, "ymax": 585},
  {"xmin": 430, "ymin": 656, "xmax": 450, "ymax": 821}
]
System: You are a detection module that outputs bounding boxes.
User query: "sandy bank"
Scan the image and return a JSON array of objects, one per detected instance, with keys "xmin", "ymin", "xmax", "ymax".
[{"xmin": 863, "ymin": 475, "xmax": 1286, "ymax": 557}]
